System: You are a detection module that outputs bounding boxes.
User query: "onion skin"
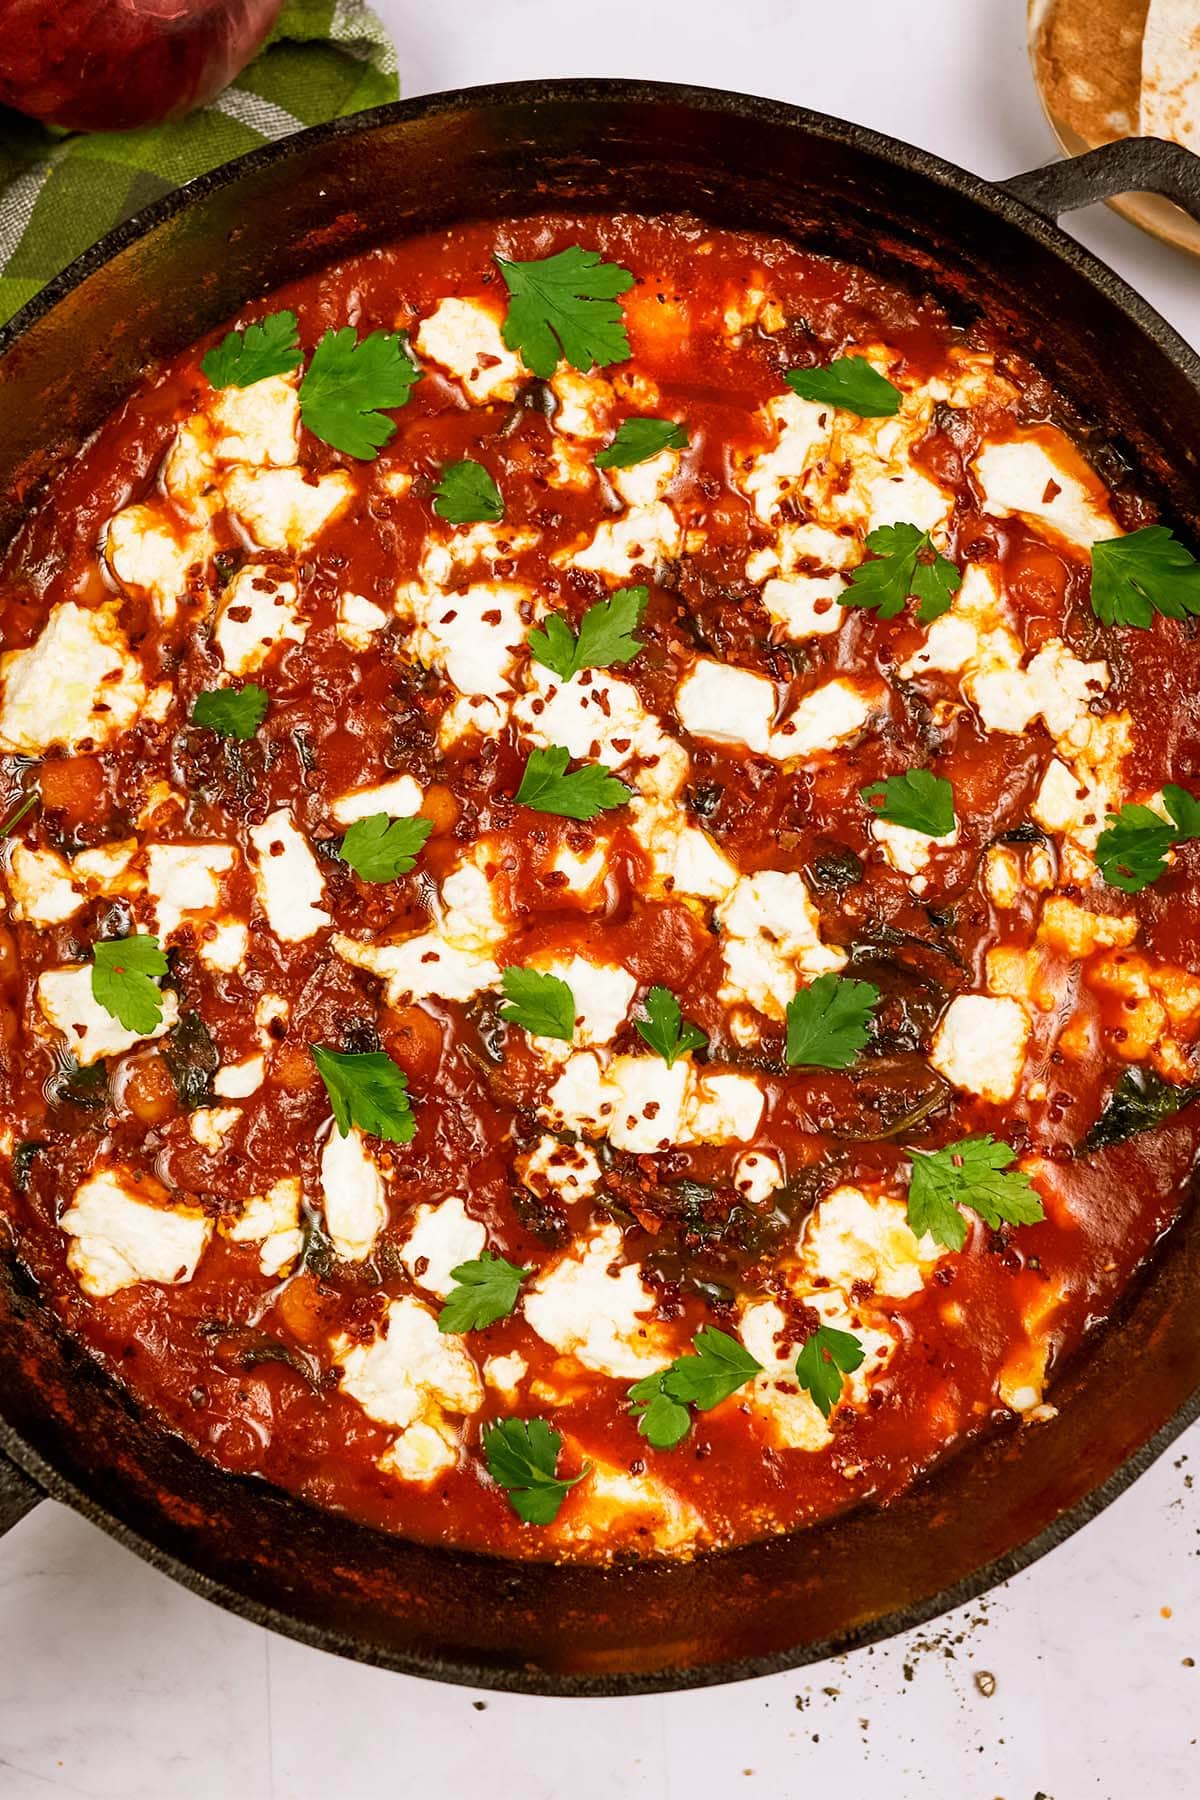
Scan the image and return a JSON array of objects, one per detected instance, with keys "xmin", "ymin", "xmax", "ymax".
[{"xmin": 0, "ymin": 0, "xmax": 285, "ymax": 132}]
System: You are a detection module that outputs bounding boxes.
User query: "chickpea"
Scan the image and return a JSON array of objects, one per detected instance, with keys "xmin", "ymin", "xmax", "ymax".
[
  {"xmin": 271, "ymin": 1041, "xmax": 317, "ymax": 1092},
  {"xmin": 381, "ymin": 1004, "xmax": 443, "ymax": 1082},
  {"xmin": 419, "ymin": 782, "xmax": 460, "ymax": 836},
  {"xmin": 123, "ymin": 1053, "xmax": 177, "ymax": 1125},
  {"xmin": 275, "ymin": 1273, "xmax": 326, "ymax": 1344}
]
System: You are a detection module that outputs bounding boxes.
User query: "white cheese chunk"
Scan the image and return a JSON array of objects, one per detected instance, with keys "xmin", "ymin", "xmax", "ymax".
[
  {"xmin": 188, "ymin": 1106, "xmax": 240, "ymax": 1151},
  {"xmin": 735, "ymin": 1151, "xmax": 785, "ymax": 1205},
  {"xmin": 397, "ymin": 579, "xmax": 527, "ymax": 698},
  {"xmin": 606, "ymin": 1054, "xmax": 692, "ymax": 1153},
  {"xmin": 536, "ymin": 954, "xmax": 637, "ymax": 1051},
  {"xmin": 739, "ymin": 1297, "xmax": 833, "ymax": 1451},
  {"xmin": 214, "ymin": 567, "xmax": 304, "ymax": 676},
  {"xmin": 337, "ymin": 590, "xmax": 389, "ymax": 651},
  {"xmin": 871, "ymin": 816, "xmax": 959, "ymax": 877},
  {"xmin": 5, "ymin": 843, "xmax": 83, "ymax": 926},
  {"xmin": 760, "ymin": 573, "xmax": 846, "ymax": 640},
  {"xmin": 0, "ymin": 603, "xmax": 145, "ymax": 755},
  {"xmin": 104, "ymin": 506, "xmax": 212, "ymax": 623},
  {"xmin": 542, "ymin": 1050, "xmax": 617, "ymax": 1138},
  {"xmin": 60, "ymin": 1166, "xmax": 210, "ymax": 1298},
  {"xmin": 519, "ymin": 1134, "xmax": 602, "ymax": 1203},
  {"xmin": 685, "ymin": 1071, "xmax": 765, "ymax": 1145},
  {"xmin": 438, "ymin": 693, "xmax": 508, "ymax": 750},
  {"xmin": 676, "ymin": 658, "xmax": 777, "ymax": 754},
  {"xmin": 221, "ymin": 1177, "xmax": 303, "ymax": 1277},
  {"xmin": 739, "ymin": 392, "xmax": 831, "ymax": 524},
  {"xmin": 334, "ymin": 931, "xmax": 499, "ymax": 1007},
  {"xmin": 774, "ymin": 678, "xmax": 876, "ymax": 758},
  {"xmin": 198, "ymin": 917, "xmax": 249, "ymax": 973},
  {"xmin": 523, "ymin": 1223, "xmax": 666, "ymax": 1378},
  {"xmin": 629, "ymin": 800, "xmax": 738, "ymax": 903},
  {"xmin": 513, "ymin": 663, "xmax": 688, "ymax": 801},
  {"xmin": 145, "ymin": 842, "xmax": 236, "ymax": 940},
  {"xmin": 213, "ymin": 1055, "xmax": 265, "ymax": 1099},
  {"xmin": 207, "ymin": 372, "xmax": 299, "ymax": 466},
  {"xmin": 248, "ymin": 809, "xmax": 330, "ymax": 941},
  {"xmin": 929, "ymin": 994, "xmax": 1031, "ymax": 1103},
  {"xmin": 224, "ymin": 465, "xmax": 354, "ymax": 553},
  {"xmin": 483, "ymin": 1352, "xmax": 528, "ymax": 1400},
  {"xmin": 972, "ymin": 435, "xmax": 1119, "ymax": 549},
  {"xmin": 414, "ymin": 297, "xmax": 522, "ymax": 404},
  {"xmin": 336, "ymin": 1293, "xmax": 483, "ymax": 1429},
  {"xmin": 37, "ymin": 962, "xmax": 177, "ymax": 1066},
  {"xmin": 379, "ymin": 1416, "xmax": 461, "ymax": 1484},
  {"xmin": 801, "ymin": 1184, "xmax": 938, "ymax": 1300},
  {"xmin": 568, "ymin": 501, "xmax": 683, "ymax": 582},
  {"xmin": 608, "ymin": 448, "xmax": 681, "ymax": 508},
  {"xmin": 554, "ymin": 1459, "xmax": 704, "ymax": 1554},
  {"xmin": 330, "ymin": 774, "xmax": 424, "ymax": 827},
  {"xmin": 715, "ymin": 870, "xmax": 845, "ymax": 1019},
  {"xmin": 320, "ymin": 1125, "xmax": 388, "ymax": 1262},
  {"xmin": 398, "ymin": 1196, "xmax": 486, "ymax": 1299}
]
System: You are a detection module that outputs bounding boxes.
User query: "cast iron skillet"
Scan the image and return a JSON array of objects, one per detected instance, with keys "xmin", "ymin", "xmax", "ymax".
[{"xmin": 1, "ymin": 81, "xmax": 1200, "ymax": 1696}]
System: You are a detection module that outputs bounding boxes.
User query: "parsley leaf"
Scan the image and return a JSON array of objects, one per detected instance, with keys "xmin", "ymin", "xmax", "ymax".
[
  {"xmin": 528, "ymin": 585, "xmax": 648, "ymax": 682},
  {"xmin": 841, "ymin": 522, "xmax": 961, "ymax": 624},
  {"xmin": 482, "ymin": 1416, "xmax": 588, "ymax": 1524},
  {"xmin": 907, "ymin": 1135, "xmax": 1044, "ymax": 1252},
  {"xmin": 496, "ymin": 246, "xmax": 634, "ymax": 379},
  {"xmin": 191, "ymin": 684, "xmax": 268, "ymax": 740},
  {"xmin": 514, "ymin": 745, "xmax": 631, "ymax": 821},
  {"xmin": 628, "ymin": 1326, "xmax": 762, "ymax": 1451},
  {"xmin": 594, "ymin": 417, "xmax": 688, "ymax": 469},
  {"xmin": 785, "ymin": 355, "xmax": 901, "ymax": 418},
  {"xmin": 1096, "ymin": 785, "xmax": 1200, "ymax": 893},
  {"xmin": 91, "ymin": 934, "xmax": 168, "ymax": 1035},
  {"xmin": 438, "ymin": 1252, "xmax": 532, "ymax": 1334},
  {"xmin": 339, "ymin": 812, "xmax": 432, "ymax": 883},
  {"xmin": 861, "ymin": 768, "xmax": 956, "ymax": 838},
  {"xmin": 299, "ymin": 327, "xmax": 421, "ymax": 459},
  {"xmin": 794, "ymin": 1324, "xmax": 866, "ymax": 1419},
  {"xmin": 1091, "ymin": 526, "xmax": 1200, "ymax": 628},
  {"xmin": 499, "ymin": 966, "xmax": 576, "ymax": 1042},
  {"xmin": 433, "ymin": 458, "xmax": 503, "ymax": 524},
  {"xmin": 201, "ymin": 310, "xmax": 302, "ymax": 389},
  {"xmin": 785, "ymin": 973, "xmax": 880, "ymax": 1070},
  {"xmin": 628, "ymin": 1372, "xmax": 693, "ymax": 1450},
  {"xmin": 311, "ymin": 1045, "xmax": 415, "ymax": 1144},
  {"xmin": 634, "ymin": 985, "xmax": 708, "ymax": 1067}
]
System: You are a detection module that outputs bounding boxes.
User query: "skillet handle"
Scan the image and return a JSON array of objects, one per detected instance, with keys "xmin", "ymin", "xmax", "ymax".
[
  {"xmin": 0, "ymin": 1446, "xmax": 42, "ymax": 1534},
  {"xmin": 1001, "ymin": 136, "xmax": 1200, "ymax": 224}
]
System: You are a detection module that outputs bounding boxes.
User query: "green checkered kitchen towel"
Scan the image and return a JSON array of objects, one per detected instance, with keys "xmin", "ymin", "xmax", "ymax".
[{"xmin": 0, "ymin": 0, "xmax": 398, "ymax": 326}]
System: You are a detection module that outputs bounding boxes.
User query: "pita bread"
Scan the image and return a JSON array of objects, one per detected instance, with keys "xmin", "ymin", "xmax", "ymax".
[
  {"xmin": 1030, "ymin": 0, "xmax": 1150, "ymax": 146},
  {"xmin": 1140, "ymin": 0, "xmax": 1200, "ymax": 149}
]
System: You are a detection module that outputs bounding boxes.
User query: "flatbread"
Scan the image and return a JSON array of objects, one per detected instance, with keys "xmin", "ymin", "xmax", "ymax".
[
  {"xmin": 1030, "ymin": 0, "xmax": 1151, "ymax": 145},
  {"xmin": 1140, "ymin": 0, "xmax": 1200, "ymax": 148}
]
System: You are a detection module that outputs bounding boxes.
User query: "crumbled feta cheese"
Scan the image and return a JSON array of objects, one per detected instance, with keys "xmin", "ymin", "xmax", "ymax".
[
  {"xmin": 71, "ymin": 839, "xmax": 140, "ymax": 895},
  {"xmin": 214, "ymin": 567, "xmax": 304, "ymax": 676},
  {"xmin": 513, "ymin": 663, "xmax": 688, "ymax": 801},
  {"xmin": 775, "ymin": 678, "xmax": 877, "ymax": 758},
  {"xmin": 0, "ymin": 603, "xmax": 146, "ymax": 755},
  {"xmin": 198, "ymin": 917, "xmax": 249, "ymax": 973},
  {"xmin": 221, "ymin": 1177, "xmax": 303, "ymax": 1277},
  {"xmin": 248, "ymin": 809, "xmax": 330, "ymax": 941},
  {"xmin": 336, "ymin": 1294, "xmax": 483, "ymax": 1428},
  {"xmin": 715, "ymin": 870, "xmax": 845, "ymax": 1019},
  {"xmin": 213, "ymin": 1055, "xmax": 265, "ymax": 1099},
  {"xmin": 629, "ymin": 800, "xmax": 738, "ymax": 903},
  {"xmin": 398, "ymin": 1196, "xmax": 486, "ymax": 1299},
  {"xmin": 801, "ymin": 1184, "xmax": 938, "ymax": 1300},
  {"xmin": 104, "ymin": 506, "xmax": 212, "ymax": 623},
  {"xmin": 760, "ymin": 573, "xmax": 846, "ymax": 640},
  {"xmin": 337, "ymin": 590, "xmax": 389, "ymax": 652},
  {"xmin": 676, "ymin": 659, "xmax": 777, "ymax": 754},
  {"xmin": 334, "ymin": 930, "xmax": 500, "ymax": 1007},
  {"xmin": 972, "ymin": 434, "xmax": 1120, "ymax": 548},
  {"xmin": 145, "ymin": 842, "xmax": 236, "ymax": 940},
  {"xmin": 548, "ymin": 834, "xmax": 609, "ymax": 902},
  {"xmin": 685, "ymin": 1071, "xmax": 765, "ymax": 1145},
  {"xmin": 37, "ymin": 962, "xmax": 177, "ymax": 1065},
  {"xmin": 568, "ymin": 501, "xmax": 683, "ymax": 582},
  {"xmin": 735, "ymin": 1151, "xmax": 785, "ymax": 1205},
  {"xmin": 871, "ymin": 815, "xmax": 959, "ymax": 877},
  {"xmin": 519, "ymin": 1134, "xmax": 602, "ymax": 1203},
  {"xmin": 606, "ymin": 1054, "xmax": 692, "ymax": 1152},
  {"xmin": 534, "ymin": 954, "xmax": 637, "ymax": 1051},
  {"xmin": 929, "ymin": 994, "xmax": 1031, "ymax": 1103},
  {"xmin": 483, "ymin": 1352, "xmax": 528, "ymax": 1400},
  {"xmin": 59, "ymin": 1165, "xmax": 211, "ymax": 1298},
  {"xmin": 1037, "ymin": 895, "xmax": 1138, "ymax": 959},
  {"xmin": 5, "ymin": 843, "xmax": 83, "ymax": 926},
  {"xmin": 983, "ymin": 845, "xmax": 1022, "ymax": 910},
  {"xmin": 738, "ymin": 1297, "xmax": 833, "ymax": 1451},
  {"xmin": 739, "ymin": 392, "xmax": 831, "ymax": 524},
  {"xmin": 438, "ymin": 693, "xmax": 508, "ymax": 750},
  {"xmin": 397, "ymin": 579, "xmax": 527, "ymax": 698},
  {"xmin": 224, "ymin": 465, "xmax": 354, "ymax": 553},
  {"xmin": 207, "ymin": 372, "xmax": 299, "ymax": 466},
  {"xmin": 378, "ymin": 1416, "xmax": 461, "ymax": 1483},
  {"xmin": 555, "ymin": 1459, "xmax": 704, "ymax": 1553},
  {"xmin": 542, "ymin": 1050, "xmax": 616, "ymax": 1137},
  {"xmin": 608, "ymin": 448, "xmax": 681, "ymax": 508},
  {"xmin": 523, "ymin": 1223, "xmax": 667, "ymax": 1378},
  {"xmin": 414, "ymin": 297, "xmax": 522, "ymax": 404},
  {"xmin": 320, "ymin": 1125, "xmax": 388, "ymax": 1262},
  {"xmin": 330, "ymin": 774, "xmax": 424, "ymax": 827},
  {"xmin": 189, "ymin": 1106, "xmax": 240, "ymax": 1152}
]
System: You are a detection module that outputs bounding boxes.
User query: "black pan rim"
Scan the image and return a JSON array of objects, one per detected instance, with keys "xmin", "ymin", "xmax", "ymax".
[{"xmin": 2, "ymin": 75, "xmax": 1199, "ymax": 1697}]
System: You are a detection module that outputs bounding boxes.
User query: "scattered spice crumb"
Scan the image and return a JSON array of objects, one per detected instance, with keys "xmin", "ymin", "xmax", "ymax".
[
  {"xmin": 472, "ymin": 1700, "xmax": 486, "ymax": 1711},
  {"xmin": 1162, "ymin": 1605, "xmax": 1174, "ymax": 1619},
  {"xmin": 974, "ymin": 1670, "xmax": 997, "ymax": 1698}
]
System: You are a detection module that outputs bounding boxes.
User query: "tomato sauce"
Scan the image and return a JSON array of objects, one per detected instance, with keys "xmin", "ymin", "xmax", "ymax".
[{"xmin": 0, "ymin": 211, "xmax": 1197, "ymax": 1562}]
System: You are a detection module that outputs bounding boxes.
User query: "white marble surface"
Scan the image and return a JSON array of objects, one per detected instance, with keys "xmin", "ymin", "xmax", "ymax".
[{"xmin": 3, "ymin": 2, "xmax": 1200, "ymax": 1794}]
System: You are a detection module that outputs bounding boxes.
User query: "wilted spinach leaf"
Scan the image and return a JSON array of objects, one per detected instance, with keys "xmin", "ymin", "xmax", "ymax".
[
  {"xmin": 1083, "ymin": 1066, "xmax": 1200, "ymax": 1152},
  {"xmin": 162, "ymin": 1011, "xmax": 219, "ymax": 1110}
]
